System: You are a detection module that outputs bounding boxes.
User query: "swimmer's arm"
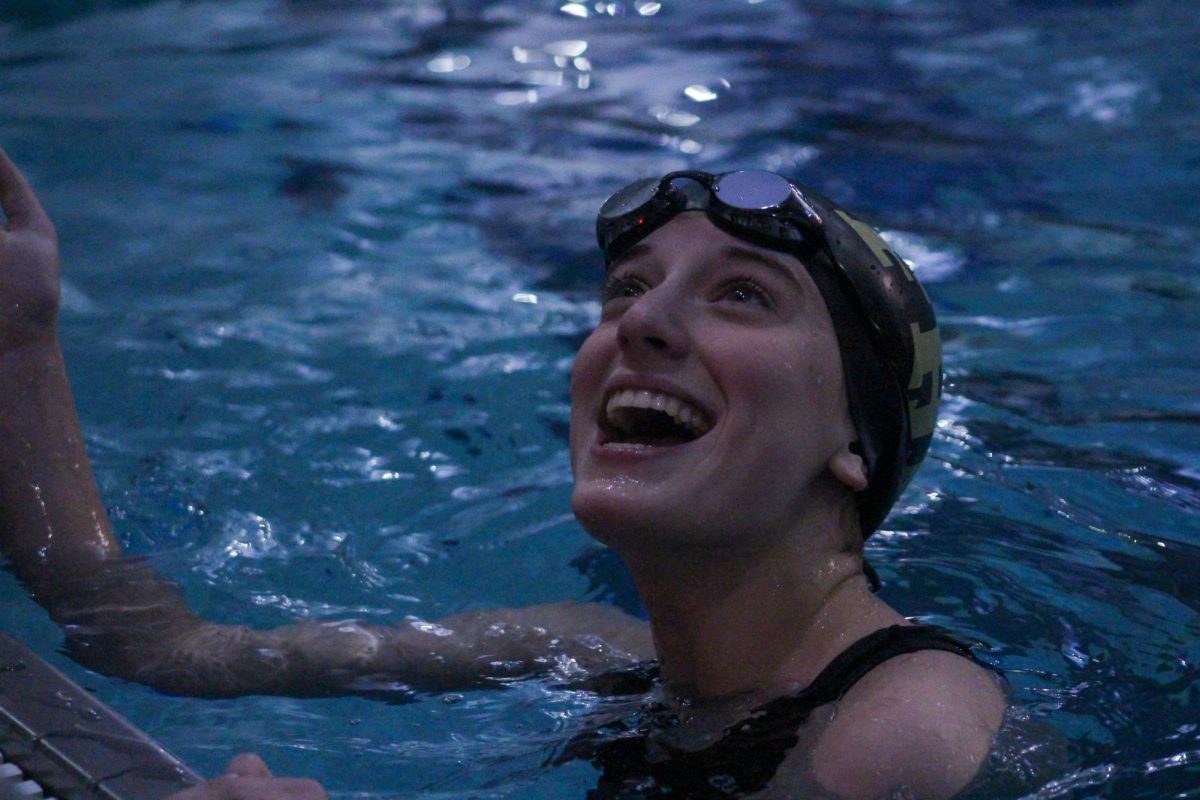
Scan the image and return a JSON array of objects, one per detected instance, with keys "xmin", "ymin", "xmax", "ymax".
[
  {"xmin": 0, "ymin": 149, "xmax": 653, "ymax": 698},
  {"xmin": 766, "ymin": 650, "xmax": 1006, "ymax": 800},
  {"xmin": 0, "ymin": 147, "xmax": 123, "ymax": 577},
  {"xmin": 0, "ymin": 150, "xmax": 232, "ymax": 695},
  {"xmin": 251, "ymin": 601, "xmax": 653, "ymax": 696},
  {"xmin": 0, "ymin": 349, "xmax": 647, "ymax": 694},
  {"xmin": 0, "ymin": 352, "xmax": 647, "ymax": 692},
  {"xmin": 55, "ymin": 590, "xmax": 652, "ymax": 697}
]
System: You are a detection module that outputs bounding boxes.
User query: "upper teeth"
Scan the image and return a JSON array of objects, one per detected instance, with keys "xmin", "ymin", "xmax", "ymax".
[{"xmin": 605, "ymin": 389, "xmax": 711, "ymax": 436}]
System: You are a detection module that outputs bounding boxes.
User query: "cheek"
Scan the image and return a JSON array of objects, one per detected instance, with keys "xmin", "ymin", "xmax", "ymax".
[
  {"xmin": 809, "ymin": 329, "xmax": 850, "ymax": 417},
  {"xmin": 570, "ymin": 327, "xmax": 610, "ymax": 397},
  {"xmin": 727, "ymin": 330, "xmax": 846, "ymax": 436},
  {"xmin": 568, "ymin": 328, "xmax": 611, "ymax": 446},
  {"xmin": 726, "ymin": 333, "xmax": 817, "ymax": 395}
]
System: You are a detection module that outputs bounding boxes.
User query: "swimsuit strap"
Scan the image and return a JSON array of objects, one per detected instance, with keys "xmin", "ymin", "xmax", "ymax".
[
  {"xmin": 563, "ymin": 625, "xmax": 982, "ymax": 798},
  {"xmin": 742, "ymin": 624, "xmax": 979, "ymax": 738}
]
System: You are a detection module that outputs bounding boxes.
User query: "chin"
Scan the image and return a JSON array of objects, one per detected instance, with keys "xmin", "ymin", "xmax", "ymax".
[
  {"xmin": 572, "ymin": 478, "xmax": 640, "ymax": 544},
  {"xmin": 573, "ymin": 478, "xmax": 671, "ymax": 546},
  {"xmin": 571, "ymin": 478, "xmax": 739, "ymax": 554}
]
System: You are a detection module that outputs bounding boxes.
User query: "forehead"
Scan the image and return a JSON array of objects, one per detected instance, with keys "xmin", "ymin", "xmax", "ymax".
[{"xmin": 613, "ymin": 211, "xmax": 813, "ymax": 287}]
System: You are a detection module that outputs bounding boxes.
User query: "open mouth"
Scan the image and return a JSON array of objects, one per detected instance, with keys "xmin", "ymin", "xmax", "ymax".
[{"xmin": 600, "ymin": 389, "xmax": 713, "ymax": 447}]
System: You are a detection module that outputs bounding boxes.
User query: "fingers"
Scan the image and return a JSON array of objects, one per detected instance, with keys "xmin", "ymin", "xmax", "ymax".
[
  {"xmin": 215, "ymin": 754, "xmax": 326, "ymax": 799},
  {"xmin": 167, "ymin": 776, "xmax": 329, "ymax": 800},
  {"xmin": 165, "ymin": 758, "xmax": 329, "ymax": 800},
  {"xmin": 226, "ymin": 753, "xmax": 272, "ymax": 778},
  {"xmin": 0, "ymin": 145, "xmax": 54, "ymax": 236}
]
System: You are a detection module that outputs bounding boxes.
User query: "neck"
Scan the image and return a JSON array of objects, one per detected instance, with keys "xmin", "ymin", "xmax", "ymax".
[{"xmin": 617, "ymin": 516, "xmax": 901, "ymax": 699}]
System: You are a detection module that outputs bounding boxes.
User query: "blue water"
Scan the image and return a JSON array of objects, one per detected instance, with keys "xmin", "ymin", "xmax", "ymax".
[{"xmin": 1, "ymin": 1, "xmax": 1198, "ymax": 797}]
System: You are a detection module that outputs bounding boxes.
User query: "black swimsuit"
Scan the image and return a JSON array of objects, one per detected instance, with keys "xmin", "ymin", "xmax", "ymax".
[{"xmin": 555, "ymin": 625, "xmax": 980, "ymax": 799}]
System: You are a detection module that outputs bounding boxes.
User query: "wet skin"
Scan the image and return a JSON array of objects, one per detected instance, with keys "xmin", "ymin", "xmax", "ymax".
[{"xmin": 570, "ymin": 211, "xmax": 867, "ymax": 556}]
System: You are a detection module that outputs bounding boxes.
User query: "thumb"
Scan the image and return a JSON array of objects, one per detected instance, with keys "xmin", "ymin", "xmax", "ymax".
[
  {"xmin": 225, "ymin": 753, "xmax": 272, "ymax": 779},
  {"xmin": 0, "ymin": 146, "xmax": 53, "ymax": 235}
]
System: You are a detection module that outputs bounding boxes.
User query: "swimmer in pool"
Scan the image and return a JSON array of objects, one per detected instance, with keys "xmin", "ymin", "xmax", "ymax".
[{"xmin": 0, "ymin": 148, "xmax": 1004, "ymax": 799}]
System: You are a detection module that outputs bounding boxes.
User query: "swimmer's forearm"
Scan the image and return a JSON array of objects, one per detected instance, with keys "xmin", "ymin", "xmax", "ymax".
[
  {"xmin": 0, "ymin": 336, "xmax": 122, "ymax": 586},
  {"xmin": 202, "ymin": 606, "xmax": 643, "ymax": 696},
  {"xmin": 63, "ymin": 612, "xmax": 603, "ymax": 698},
  {"xmin": 0, "ymin": 147, "xmax": 117, "ymax": 586},
  {"xmin": 348, "ymin": 603, "xmax": 653, "ymax": 692},
  {"xmin": 110, "ymin": 603, "xmax": 650, "ymax": 698}
]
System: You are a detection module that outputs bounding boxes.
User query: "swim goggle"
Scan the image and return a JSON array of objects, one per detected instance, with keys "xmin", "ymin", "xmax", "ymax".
[{"xmin": 597, "ymin": 170, "xmax": 830, "ymax": 267}]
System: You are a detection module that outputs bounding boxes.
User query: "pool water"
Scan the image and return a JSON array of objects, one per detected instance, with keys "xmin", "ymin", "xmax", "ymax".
[{"xmin": 1, "ymin": 1, "xmax": 1198, "ymax": 797}]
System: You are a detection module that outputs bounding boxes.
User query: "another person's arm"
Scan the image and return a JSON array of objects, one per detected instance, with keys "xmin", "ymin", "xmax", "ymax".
[{"xmin": 0, "ymin": 147, "xmax": 650, "ymax": 698}]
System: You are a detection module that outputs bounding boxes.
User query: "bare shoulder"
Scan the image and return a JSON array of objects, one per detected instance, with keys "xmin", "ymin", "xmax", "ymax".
[{"xmin": 781, "ymin": 649, "xmax": 1005, "ymax": 800}]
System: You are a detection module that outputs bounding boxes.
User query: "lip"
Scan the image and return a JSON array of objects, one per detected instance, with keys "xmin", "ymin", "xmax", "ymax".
[{"xmin": 594, "ymin": 373, "xmax": 718, "ymax": 450}]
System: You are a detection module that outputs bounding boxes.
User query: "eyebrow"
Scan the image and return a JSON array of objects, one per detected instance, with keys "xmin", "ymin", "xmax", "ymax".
[
  {"xmin": 606, "ymin": 241, "xmax": 808, "ymax": 296},
  {"xmin": 606, "ymin": 242, "xmax": 651, "ymax": 272}
]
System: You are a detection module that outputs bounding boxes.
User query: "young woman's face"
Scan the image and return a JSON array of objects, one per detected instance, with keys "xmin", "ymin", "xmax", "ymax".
[{"xmin": 569, "ymin": 212, "xmax": 861, "ymax": 551}]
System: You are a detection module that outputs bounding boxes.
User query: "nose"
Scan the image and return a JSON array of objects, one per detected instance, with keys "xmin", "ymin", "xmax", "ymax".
[{"xmin": 616, "ymin": 283, "xmax": 690, "ymax": 361}]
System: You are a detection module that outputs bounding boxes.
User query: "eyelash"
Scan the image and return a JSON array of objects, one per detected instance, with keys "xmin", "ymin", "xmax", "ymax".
[
  {"xmin": 718, "ymin": 275, "xmax": 772, "ymax": 308},
  {"xmin": 600, "ymin": 273, "xmax": 774, "ymax": 308},
  {"xmin": 601, "ymin": 274, "xmax": 646, "ymax": 303}
]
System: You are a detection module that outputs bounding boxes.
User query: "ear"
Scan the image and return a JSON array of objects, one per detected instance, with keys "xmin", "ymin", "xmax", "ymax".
[{"xmin": 828, "ymin": 441, "xmax": 868, "ymax": 492}]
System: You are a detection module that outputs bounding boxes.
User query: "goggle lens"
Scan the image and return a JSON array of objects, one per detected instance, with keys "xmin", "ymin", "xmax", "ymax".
[
  {"xmin": 713, "ymin": 170, "xmax": 794, "ymax": 210},
  {"xmin": 598, "ymin": 176, "xmax": 660, "ymax": 219}
]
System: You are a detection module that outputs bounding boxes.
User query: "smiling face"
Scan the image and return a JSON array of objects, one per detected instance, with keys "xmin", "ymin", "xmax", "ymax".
[{"xmin": 569, "ymin": 212, "xmax": 866, "ymax": 553}]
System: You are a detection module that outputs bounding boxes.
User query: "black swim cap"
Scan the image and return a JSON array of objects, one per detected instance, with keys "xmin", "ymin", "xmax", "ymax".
[{"xmin": 596, "ymin": 171, "xmax": 941, "ymax": 536}]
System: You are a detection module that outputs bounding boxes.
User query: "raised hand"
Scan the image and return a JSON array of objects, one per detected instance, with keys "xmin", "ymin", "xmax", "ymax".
[{"xmin": 0, "ymin": 146, "xmax": 61, "ymax": 353}]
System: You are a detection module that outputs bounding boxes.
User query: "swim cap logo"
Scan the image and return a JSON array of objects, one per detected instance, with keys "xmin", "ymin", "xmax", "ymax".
[
  {"xmin": 835, "ymin": 209, "xmax": 940, "ymax": 461},
  {"xmin": 834, "ymin": 211, "xmax": 916, "ymax": 282},
  {"xmin": 907, "ymin": 322, "xmax": 940, "ymax": 444}
]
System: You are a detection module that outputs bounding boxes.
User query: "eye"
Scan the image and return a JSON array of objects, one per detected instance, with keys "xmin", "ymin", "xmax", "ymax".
[
  {"xmin": 601, "ymin": 274, "xmax": 648, "ymax": 304},
  {"xmin": 717, "ymin": 277, "xmax": 772, "ymax": 308}
]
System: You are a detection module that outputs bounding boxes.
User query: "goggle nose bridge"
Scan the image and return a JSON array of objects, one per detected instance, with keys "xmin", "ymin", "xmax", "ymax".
[
  {"xmin": 655, "ymin": 170, "xmax": 825, "ymax": 226},
  {"xmin": 597, "ymin": 170, "xmax": 829, "ymax": 269}
]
